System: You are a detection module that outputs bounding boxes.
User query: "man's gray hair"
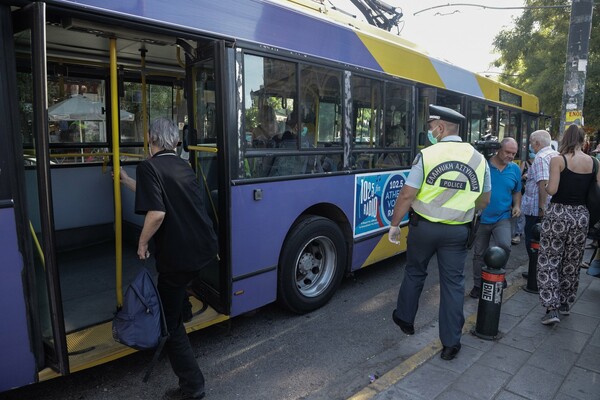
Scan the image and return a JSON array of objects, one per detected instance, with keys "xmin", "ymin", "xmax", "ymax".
[
  {"xmin": 500, "ymin": 137, "xmax": 517, "ymax": 147},
  {"xmin": 149, "ymin": 117, "xmax": 180, "ymax": 150},
  {"xmin": 530, "ymin": 130, "xmax": 551, "ymax": 147}
]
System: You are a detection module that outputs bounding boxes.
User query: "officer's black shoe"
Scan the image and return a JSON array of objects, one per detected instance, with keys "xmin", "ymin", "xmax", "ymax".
[
  {"xmin": 440, "ymin": 344, "xmax": 461, "ymax": 361},
  {"xmin": 392, "ymin": 310, "xmax": 414, "ymax": 335},
  {"xmin": 469, "ymin": 286, "xmax": 480, "ymax": 299}
]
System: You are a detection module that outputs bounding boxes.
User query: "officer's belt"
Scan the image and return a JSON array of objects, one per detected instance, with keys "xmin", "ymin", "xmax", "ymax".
[{"xmin": 411, "ymin": 209, "xmax": 469, "ymax": 226}]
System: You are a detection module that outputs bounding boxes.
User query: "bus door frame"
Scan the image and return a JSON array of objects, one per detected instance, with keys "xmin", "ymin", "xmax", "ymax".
[
  {"xmin": 13, "ymin": 2, "xmax": 70, "ymax": 376},
  {"xmin": 0, "ymin": 4, "xmax": 41, "ymax": 389},
  {"xmin": 186, "ymin": 39, "xmax": 231, "ymax": 315}
]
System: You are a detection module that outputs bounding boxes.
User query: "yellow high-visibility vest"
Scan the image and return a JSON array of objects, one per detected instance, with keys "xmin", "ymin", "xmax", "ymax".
[{"xmin": 413, "ymin": 141, "xmax": 486, "ymax": 224}]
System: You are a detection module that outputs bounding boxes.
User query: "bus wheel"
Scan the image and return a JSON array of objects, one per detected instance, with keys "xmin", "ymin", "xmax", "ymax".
[{"xmin": 278, "ymin": 216, "xmax": 347, "ymax": 314}]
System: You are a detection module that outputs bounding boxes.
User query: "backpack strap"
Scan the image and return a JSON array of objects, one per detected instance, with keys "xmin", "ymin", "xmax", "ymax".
[
  {"xmin": 142, "ymin": 272, "xmax": 170, "ymax": 383},
  {"xmin": 143, "ymin": 335, "xmax": 168, "ymax": 383}
]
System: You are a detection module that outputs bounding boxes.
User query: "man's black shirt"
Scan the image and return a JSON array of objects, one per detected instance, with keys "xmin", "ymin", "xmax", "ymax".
[{"xmin": 135, "ymin": 150, "xmax": 218, "ymax": 273}]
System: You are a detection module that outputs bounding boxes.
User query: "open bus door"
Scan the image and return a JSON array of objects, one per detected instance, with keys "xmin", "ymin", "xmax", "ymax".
[
  {"xmin": 8, "ymin": 2, "xmax": 70, "ymax": 380},
  {"xmin": 0, "ymin": 4, "xmax": 40, "ymax": 391},
  {"xmin": 186, "ymin": 40, "xmax": 229, "ymax": 315}
]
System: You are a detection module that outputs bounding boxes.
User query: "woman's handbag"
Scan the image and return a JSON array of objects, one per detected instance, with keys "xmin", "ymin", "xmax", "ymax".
[{"xmin": 587, "ymin": 157, "xmax": 600, "ymax": 227}]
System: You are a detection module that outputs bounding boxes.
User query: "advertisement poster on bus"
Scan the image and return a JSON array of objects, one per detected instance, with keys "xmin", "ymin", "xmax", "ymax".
[{"xmin": 353, "ymin": 171, "xmax": 410, "ymax": 238}]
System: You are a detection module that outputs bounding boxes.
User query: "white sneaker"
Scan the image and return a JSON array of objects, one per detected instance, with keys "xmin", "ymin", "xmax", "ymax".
[{"xmin": 511, "ymin": 235, "xmax": 521, "ymax": 245}]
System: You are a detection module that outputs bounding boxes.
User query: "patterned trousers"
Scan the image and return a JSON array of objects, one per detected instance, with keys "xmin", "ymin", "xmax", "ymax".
[{"xmin": 537, "ymin": 203, "xmax": 589, "ymax": 309}]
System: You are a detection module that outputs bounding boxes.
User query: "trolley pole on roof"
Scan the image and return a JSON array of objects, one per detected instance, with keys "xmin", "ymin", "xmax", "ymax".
[{"xmin": 559, "ymin": 0, "xmax": 594, "ymax": 135}]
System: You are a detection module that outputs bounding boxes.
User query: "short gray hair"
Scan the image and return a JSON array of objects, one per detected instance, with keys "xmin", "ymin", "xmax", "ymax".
[
  {"xmin": 149, "ymin": 117, "xmax": 180, "ymax": 150},
  {"xmin": 500, "ymin": 137, "xmax": 517, "ymax": 148},
  {"xmin": 530, "ymin": 130, "xmax": 551, "ymax": 147}
]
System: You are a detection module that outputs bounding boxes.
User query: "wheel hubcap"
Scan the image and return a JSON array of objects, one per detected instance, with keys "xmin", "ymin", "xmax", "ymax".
[{"xmin": 295, "ymin": 237, "xmax": 336, "ymax": 298}]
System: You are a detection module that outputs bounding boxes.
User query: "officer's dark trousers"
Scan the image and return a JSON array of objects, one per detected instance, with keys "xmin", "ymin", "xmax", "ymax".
[
  {"xmin": 158, "ymin": 271, "xmax": 205, "ymax": 397},
  {"xmin": 396, "ymin": 219, "xmax": 469, "ymax": 347}
]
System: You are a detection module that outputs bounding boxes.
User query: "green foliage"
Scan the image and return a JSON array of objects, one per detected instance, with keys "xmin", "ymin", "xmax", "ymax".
[{"xmin": 493, "ymin": 0, "xmax": 599, "ymax": 133}]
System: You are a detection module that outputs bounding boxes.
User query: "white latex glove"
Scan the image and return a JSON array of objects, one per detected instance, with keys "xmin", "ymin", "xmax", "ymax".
[{"xmin": 388, "ymin": 226, "xmax": 401, "ymax": 244}]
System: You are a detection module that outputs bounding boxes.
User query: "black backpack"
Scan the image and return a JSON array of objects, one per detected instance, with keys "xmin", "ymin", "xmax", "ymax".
[{"xmin": 112, "ymin": 268, "xmax": 168, "ymax": 382}]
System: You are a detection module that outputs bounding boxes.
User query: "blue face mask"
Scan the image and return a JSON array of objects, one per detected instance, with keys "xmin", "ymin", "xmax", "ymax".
[
  {"xmin": 427, "ymin": 126, "xmax": 439, "ymax": 145},
  {"xmin": 528, "ymin": 144, "xmax": 536, "ymax": 155},
  {"xmin": 528, "ymin": 151, "xmax": 536, "ymax": 159},
  {"xmin": 301, "ymin": 126, "xmax": 308, "ymax": 137}
]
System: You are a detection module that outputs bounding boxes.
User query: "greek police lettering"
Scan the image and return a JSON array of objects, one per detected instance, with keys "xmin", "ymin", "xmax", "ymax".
[
  {"xmin": 425, "ymin": 161, "xmax": 480, "ymax": 192},
  {"xmin": 440, "ymin": 179, "xmax": 466, "ymax": 190}
]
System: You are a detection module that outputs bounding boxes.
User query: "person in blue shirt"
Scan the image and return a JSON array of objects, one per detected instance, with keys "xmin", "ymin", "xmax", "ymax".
[{"xmin": 470, "ymin": 137, "xmax": 522, "ymax": 298}]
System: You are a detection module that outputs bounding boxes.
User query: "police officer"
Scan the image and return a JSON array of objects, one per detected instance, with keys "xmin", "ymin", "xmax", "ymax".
[{"xmin": 388, "ymin": 105, "xmax": 491, "ymax": 361}]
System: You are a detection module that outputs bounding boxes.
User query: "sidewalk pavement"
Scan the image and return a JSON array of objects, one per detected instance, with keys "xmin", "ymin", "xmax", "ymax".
[{"xmin": 349, "ymin": 252, "xmax": 600, "ymax": 400}]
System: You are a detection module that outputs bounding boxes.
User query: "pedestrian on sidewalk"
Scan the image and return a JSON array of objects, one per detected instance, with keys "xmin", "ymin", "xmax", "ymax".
[
  {"xmin": 511, "ymin": 151, "xmax": 533, "ymax": 245},
  {"xmin": 521, "ymin": 130, "xmax": 558, "ymax": 279},
  {"xmin": 537, "ymin": 124, "xmax": 600, "ymax": 325},
  {"xmin": 470, "ymin": 137, "xmax": 521, "ymax": 299},
  {"xmin": 387, "ymin": 105, "xmax": 490, "ymax": 361}
]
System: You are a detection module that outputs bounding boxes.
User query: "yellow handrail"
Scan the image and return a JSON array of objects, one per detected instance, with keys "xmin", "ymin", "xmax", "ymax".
[
  {"xmin": 45, "ymin": 152, "xmax": 145, "ymax": 159},
  {"xmin": 187, "ymin": 145, "xmax": 218, "ymax": 153},
  {"xmin": 110, "ymin": 38, "xmax": 124, "ymax": 308},
  {"xmin": 29, "ymin": 221, "xmax": 45, "ymax": 271}
]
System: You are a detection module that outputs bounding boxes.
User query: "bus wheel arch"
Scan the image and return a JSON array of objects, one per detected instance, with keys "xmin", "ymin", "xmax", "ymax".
[{"xmin": 277, "ymin": 214, "xmax": 348, "ymax": 314}]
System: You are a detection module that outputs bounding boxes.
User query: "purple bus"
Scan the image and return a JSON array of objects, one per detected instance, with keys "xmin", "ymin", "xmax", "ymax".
[{"xmin": 0, "ymin": 0, "xmax": 541, "ymax": 393}]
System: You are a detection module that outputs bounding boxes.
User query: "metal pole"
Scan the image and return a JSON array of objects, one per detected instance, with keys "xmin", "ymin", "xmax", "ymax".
[
  {"xmin": 110, "ymin": 38, "xmax": 123, "ymax": 308},
  {"xmin": 559, "ymin": 0, "xmax": 594, "ymax": 135}
]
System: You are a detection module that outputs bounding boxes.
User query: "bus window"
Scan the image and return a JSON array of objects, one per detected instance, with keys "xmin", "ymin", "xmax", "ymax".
[
  {"xmin": 498, "ymin": 108, "xmax": 508, "ymax": 140},
  {"xmin": 384, "ymin": 82, "xmax": 410, "ymax": 149},
  {"xmin": 436, "ymin": 91, "xmax": 463, "ymax": 114},
  {"xmin": 243, "ymin": 55, "xmax": 295, "ymax": 149},
  {"xmin": 417, "ymin": 87, "xmax": 436, "ymax": 149},
  {"xmin": 468, "ymin": 101, "xmax": 497, "ymax": 142},
  {"xmin": 46, "ymin": 77, "xmax": 112, "ymax": 164},
  {"xmin": 300, "ymin": 64, "xmax": 341, "ymax": 148},
  {"xmin": 350, "ymin": 75, "xmax": 382, "ymax": 148},
  {"xmin": 350, "ymin": 75, "xmax": 382, "ymax": 169},
  {"xmin": 373, "ymin": 81, "xmax": 412, "ymax": 169},
  {"xmin": 436, "ymin": 91, "xmax": 464, "ymax": 137},
  {"xmin": 510, "ymin": 111, "xmax": 522, "ymax": 157},
  {"xmin": 298, "ymin": 64, "xmax": 343, "ymax": 173},
  {"xmin": 469, "ymin": 100, "xmax": 487, "ymax": 143},
  {"xmin": 243, "ymin": 54, "xmax": 304, "ymax": 177}
]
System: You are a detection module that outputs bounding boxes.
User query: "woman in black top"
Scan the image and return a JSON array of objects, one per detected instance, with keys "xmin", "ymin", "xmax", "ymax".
[{"xmin": 537, "ymin": 124, "xmax": 600, "ymax": 325}]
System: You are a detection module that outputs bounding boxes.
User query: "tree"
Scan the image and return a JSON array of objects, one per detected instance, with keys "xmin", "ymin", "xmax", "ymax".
[{"xmin": 493, "ymin": 0, "xmax": 600, "ymax": 134}]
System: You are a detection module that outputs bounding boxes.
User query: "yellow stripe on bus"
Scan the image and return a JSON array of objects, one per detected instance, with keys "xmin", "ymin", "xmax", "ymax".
[
  {"xmin": 355, "ymin": 32, "xmax": 445, "ymax": 89},
  {"xmin": 360, "ymin": 226, "xmax": 408, "ymax": 268}
]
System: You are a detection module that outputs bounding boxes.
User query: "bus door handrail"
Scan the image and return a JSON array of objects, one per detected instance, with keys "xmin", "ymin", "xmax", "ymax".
[
  {"xmin": 189, "ymin": 145, "xmax": 219, "ymax": 227},
  {"xmin": 29, "ymin": 221, "xmax": 45, "ymax": 271}
]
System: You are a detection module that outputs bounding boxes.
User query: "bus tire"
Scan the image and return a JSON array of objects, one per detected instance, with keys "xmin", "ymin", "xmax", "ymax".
[{"xmin": 278, "ymin": 216, "xmax": 347, "ymax": 314}]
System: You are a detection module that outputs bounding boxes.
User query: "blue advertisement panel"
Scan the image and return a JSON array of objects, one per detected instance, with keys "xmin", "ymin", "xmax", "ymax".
[{"xmin": 353, "ymin": 171, "xmax": 410, "ymax": 238}]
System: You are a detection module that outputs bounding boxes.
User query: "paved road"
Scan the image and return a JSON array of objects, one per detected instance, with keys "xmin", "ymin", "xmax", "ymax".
[{"xmin": 1, "ymin": 242, "xmax": 528, "ymax": 400}]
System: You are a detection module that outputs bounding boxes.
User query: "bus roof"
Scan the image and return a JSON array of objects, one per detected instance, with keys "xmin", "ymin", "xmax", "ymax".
[{"xmin": 48, "ymin": 0, "xmax": 538, "ymax": 112}]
